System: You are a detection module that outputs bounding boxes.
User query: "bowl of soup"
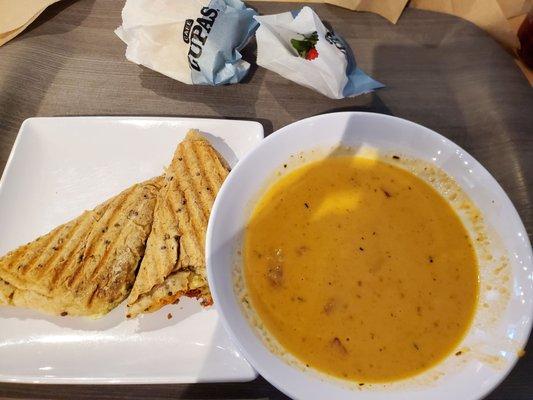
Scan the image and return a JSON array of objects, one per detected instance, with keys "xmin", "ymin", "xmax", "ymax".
[{"xmin": 206, "ymin": 112, "xmax": 532, "ymax": 400}]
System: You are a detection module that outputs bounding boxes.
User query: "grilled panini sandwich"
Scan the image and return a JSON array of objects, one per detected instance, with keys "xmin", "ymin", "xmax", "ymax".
[
  {"xmin": 0, "ymin": 178, "xmax": 161, "ymax": 317},
  {"xmin": 127, "ymin": 130, "xmax": 229, "ymax": 317}
]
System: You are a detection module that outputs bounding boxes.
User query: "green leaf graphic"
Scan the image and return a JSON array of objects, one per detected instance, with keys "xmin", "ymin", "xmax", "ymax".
[{"xmin": 291, "ymin": 31, "xmax": 319, "ymax": 58}]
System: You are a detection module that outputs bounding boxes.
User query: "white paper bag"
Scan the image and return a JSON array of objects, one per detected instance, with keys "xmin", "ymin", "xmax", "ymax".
[
  {"xmin": 115, "ymin": 0, "xmax": 257, "ymax": 85},
  {"xmin": 254, "ymin": 7, "xmax": 383, "ymax": 99}
]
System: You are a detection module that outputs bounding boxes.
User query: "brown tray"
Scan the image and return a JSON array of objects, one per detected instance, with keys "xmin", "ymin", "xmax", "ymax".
[{"xmin": 0, "ymin": 1, "xmax": 531, "ymax": 399}]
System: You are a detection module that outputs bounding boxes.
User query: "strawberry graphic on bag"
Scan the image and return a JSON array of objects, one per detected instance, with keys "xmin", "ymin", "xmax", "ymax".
[
  {"xmin": 305, "ymin": 47, "xmax": 319, "ymax": 60},
  {"xmin": 291, "ymin": 31, "xmax": 319, "ymax": 61}
]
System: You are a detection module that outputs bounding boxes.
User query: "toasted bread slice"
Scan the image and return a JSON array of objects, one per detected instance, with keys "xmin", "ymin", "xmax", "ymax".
[
  {"xmin": 127, "ymin": 130, "xmax": 229, "ymax": 317},
  {"xmin": 0, "ymin": 178, "xmax": 162, "ymax": 317}
]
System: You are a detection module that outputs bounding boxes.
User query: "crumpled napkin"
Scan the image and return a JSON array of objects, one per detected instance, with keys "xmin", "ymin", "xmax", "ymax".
[
  {"xmin": 115, "ymin": 0, "xmax": 258, "ymax": 85},
  {"xmin": 254, "ymin": 7, "xmax": 384, "ymax": 99}
]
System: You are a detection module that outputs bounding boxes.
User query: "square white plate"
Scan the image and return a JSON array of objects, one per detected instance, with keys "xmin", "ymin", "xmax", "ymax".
[{"xmin": 0, "ymin": 116, "xmax": 263, "ymax": 384}]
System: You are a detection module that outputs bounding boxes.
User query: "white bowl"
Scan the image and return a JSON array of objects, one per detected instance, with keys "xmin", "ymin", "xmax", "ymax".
[{"xmin": 206, "ymin": 112, "xmax": 532, "ymax": 400}]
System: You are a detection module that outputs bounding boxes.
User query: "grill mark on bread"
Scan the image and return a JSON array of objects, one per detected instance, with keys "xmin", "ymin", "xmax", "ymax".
[
  {"xmin": 87, "ymin": 185, "xmax": 153, "ymax": 283},
  {"xmin": 0, "ymin": 217, "xmax": 92, "ymax": 295},
  {"xmin": 176, "ymin": 151, "xmax": 206, "ymax": 267},
  {"xmin": 195, "ymin": 141, "xmax": 221, "ymax": 205},
  {"xmin": 87, "ymin": 284, "xmax": 99, "ymax": 307},
  {"xmin": 154, "ymin": 193, "xmax": 179, "ymax": 290},
  {"xmin": 45, "ymin": 225, "xmax": 89, "ymax": 287},
  {"xmin": 180, "ymin": 142, "xmax": 209, "ymax": 222},
  {"xmin": 86, "ymin": 218, "xmax": 127, "ymax": 282},
  {"xmin": 166, "ymin": 191, "xmax": 181, "ymax": 268},
  {"xmin": 189, "ymin": 140, "xmax": 218, "ymax": 204},
  {"xmin": 31, "ymin": 222, "xmax": 77, "ymax": 279},
  {"xmin": 18, "ymin": 226, "xmax": 65, "ymax": 275},
  {"xmin": 32, "ymin": 218, "xmax": 88, "ymax": 281},
  {"xmin": 198, "ymin": 155, "xmax": 218, "ymax": 204},
  {"xmin": 213, "ymin": 147, "xmax": 230, "ymax": 180},
  {"xmin": 201, "ymin": 146, "xmax": 226, "ymax": 196},
  {"xmin": 210, "ymin": 152, "xmax": 227, "ymax": 182},
  {"xmin": 68, "ymin": 188, "xmax": 135, "ymax": 287},
  {"xmin": 84, "ymin": 232, "xmax": 118, "ymax": 285},
  {"xmin": 177, "ymin": 190, "xmax": 202, "ymax": 268},
  {"xmin": 49, "ymin": 217, "xmax": 95, "ymax": 285}
]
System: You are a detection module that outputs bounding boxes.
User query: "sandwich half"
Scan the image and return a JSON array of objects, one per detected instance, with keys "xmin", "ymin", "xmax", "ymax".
[
  {"xmin": 126, "ymin": 130, "xmax": 229, "ymax": 317},
  {"xmin": 0, "ymin": 178, "xmax": 161, "ymax": 317}
]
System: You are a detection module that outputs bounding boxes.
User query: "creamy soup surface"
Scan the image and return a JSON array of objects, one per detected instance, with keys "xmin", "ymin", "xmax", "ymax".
[{"xmin": 244, "ymin": 156, "xmax": 478, "ymax": 382}]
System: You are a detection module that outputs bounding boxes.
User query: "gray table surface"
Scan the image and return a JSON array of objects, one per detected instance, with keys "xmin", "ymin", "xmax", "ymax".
[{"xmin": 0, "ymin": 1, "xmax": 531, "ymax": 399}]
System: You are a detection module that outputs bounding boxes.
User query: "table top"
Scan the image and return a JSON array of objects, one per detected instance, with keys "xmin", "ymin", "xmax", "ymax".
[{"xmin": 0, "ymin": 0, "xmax": 531, "ymax": 399}]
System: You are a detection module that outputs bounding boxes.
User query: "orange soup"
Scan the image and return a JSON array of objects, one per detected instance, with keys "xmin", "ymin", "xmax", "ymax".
[{"xmin": 244, "ymin": 156, "xmax": 478, "ymax": 382}]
